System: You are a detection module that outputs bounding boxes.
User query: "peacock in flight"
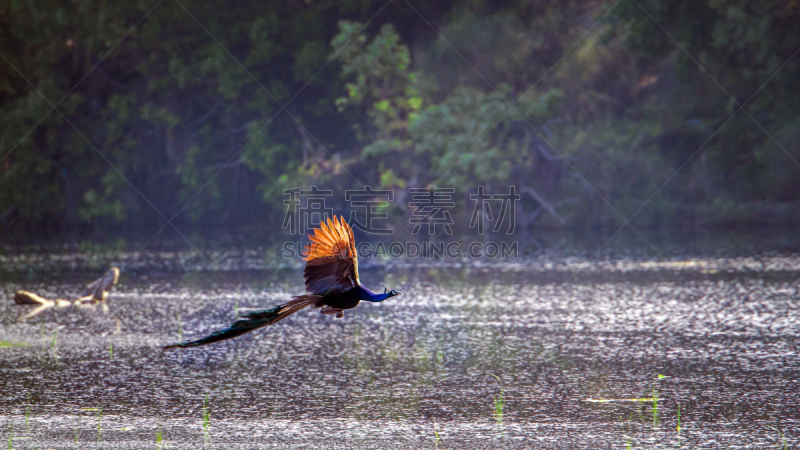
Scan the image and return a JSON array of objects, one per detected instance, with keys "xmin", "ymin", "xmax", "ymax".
[{"xmin": 164, "ymin": 215, "xmax": 401, "ymax": 350}]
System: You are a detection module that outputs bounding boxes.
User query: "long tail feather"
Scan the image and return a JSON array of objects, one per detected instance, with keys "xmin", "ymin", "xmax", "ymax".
[{"xmin": 163, "ymin": 295, "xmax": 320, "ymax": 350}]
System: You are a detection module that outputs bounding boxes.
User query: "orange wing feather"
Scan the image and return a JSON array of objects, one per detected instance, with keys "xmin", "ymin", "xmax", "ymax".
[{"xmin": 304, "ymin": 215, "xmax": 359, "ymax": 283}]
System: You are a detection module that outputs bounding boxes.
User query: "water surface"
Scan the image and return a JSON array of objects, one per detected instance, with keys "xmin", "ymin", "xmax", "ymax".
[{"xmin": 1, "ymin": 230, "xmax": 798, "ymax": 448}]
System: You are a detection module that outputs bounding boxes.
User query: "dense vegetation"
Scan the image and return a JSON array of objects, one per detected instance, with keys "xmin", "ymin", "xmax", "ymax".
[{"xmin": 1, "ymin": 0, "xmax": 798, "ymax": 233}]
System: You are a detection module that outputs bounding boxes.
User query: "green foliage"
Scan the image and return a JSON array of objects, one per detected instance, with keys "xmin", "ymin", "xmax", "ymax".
[
  {"xmin": 611, "ymin": 0, "xmax": 800, "ymax": 205},
  {"xmin": 331, "ymin": 19, "xmax": 567, "ymax": 223},
  {"xmin": 0, "ymin": 0, "xmax": 797, "ymax": 230},
  {"xmin": 333, "ymin": 22, "xmax": 427, "ymax": 171},
  {"xmin": 0, "ymin": 1, "xmax": 377, "ymax": 227}
]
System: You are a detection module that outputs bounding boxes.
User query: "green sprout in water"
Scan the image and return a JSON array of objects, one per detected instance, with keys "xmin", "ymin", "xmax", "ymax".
[
  {"xmin": 109, "ymin": 343, "xmax": 113, "ymax": 361},
  {"xmin": 7, "ymin": 422, "xmax": 12, "ymax": 450},
  {"xmin": 766, "ymin": 425, "xmax": 787, "ymax": 449},
  {"xmin": 677, "ymin": 403, "xmax": 681, "ymax": 437},
  {"xmin": 24, "ymin": 395, "xmax": 31, "ymax": 431},
  {"xmin": 50, "ymin": 328, "xmax": 58, "ymax": 353},
  {"xmin": 489, "ymin": 373, "xmax": 504, "ymax": 425},
  {"xmin": 156, "ymin": 423, "xmax": 163, "ymax": 449},
  {"xmin": 202, "ymin": 395, "xmax": 210, "ymax": 428},
  {"xmin": 652, "ymin": 374, "xmax": 667, "ymax": 427},
  {"xmin": 97, "ymin": 407, "xmax": 103, "ymax": 443},
  {"xmin": 202, "ymin": 395, "xmax": 211, "ymax": 443},
  {"xmin": 177, "ymin": 313, "xmax": 183, "ymax": 340},
  {"xmin": 81, "ymin": 407, "xmax": 103, "ymax": 443},
  {"xmin": 433, "ymin": 422, "xmax": 440, "ymax": 448},
  {"xmin": 494, "ymin": 390, "xmax": 504, "ymax": 423},
  {"xmin": 624, "ymin": 411, "xmax": 634, "ymax": 449}
]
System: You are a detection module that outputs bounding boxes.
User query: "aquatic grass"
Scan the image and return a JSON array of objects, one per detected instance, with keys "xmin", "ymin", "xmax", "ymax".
[
  {"xmin": 652, "ymin": 374, "xmax": 667, "ymax": 427},
  {"xmin": 202, "ymin": 395, "xmax": 211, "ymax": 443},
  {"xmin": 434, "ymin": 338, "xmax": 444, "ymax": 375},
  {"xmin": 433, "ymin": 422, "xmax": 440, "ymax": 448},
  {"xmin": 494, "ymin": 390, "xmax": 504, "ymax": 424},
  {"xmin": 604, "ymin": 374, "xmax": 671, "ymax": 447},
  {"xmin": 96, "ymin": 408, "xmax": 103, "ymax": 443},
  {"xmin": 202, "ymin": 395, "xmax": 210, "ymax": 428},
  {"xmin": 624, "ymin": 411, "xmax": 634, "ymax": 449},
  {"xmin": 677, "ymin": 403, "xmax": 681, "ymax": 438},
  {"xmin": 50, "ymin": 327, "xmax": 61, "ymax": 356},
  {"xmin": 7, "ymin": 422, "xmax": 12, "ymax": 449},
  {"xmin": 48, "ymin": 328, "xmax": 60, "ymax": 362},
  {"xmin": 0, "ymin": 340, "xmax": 28, "ymax": 348},
  {"xmin": 177, "ymin": 313, "xmax": 183, "ymax": 341},
  {"xmin": 78, "ymin": 408, "xmax": 102, "ymax": 444},
  {"xmin": 109, "ymin": 343, "xmax": 113, "ymax": 361},
  {"xmin": 766, "ymin": 425, "xmax": 787, "ymax": 449},
  {"xmin": 489, "ymin": 374, "xmax": 504, "ymax": 425},
  {"xmin": 156, "ymin": 423, "xmax": 163, "ymax": 449}
]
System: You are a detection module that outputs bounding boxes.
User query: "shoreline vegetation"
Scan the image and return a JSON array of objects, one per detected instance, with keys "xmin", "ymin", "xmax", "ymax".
[
  {"xmin": 3, "ymin": 200, "xmax": 799, "ymax": 239},
  {"xmin": 1, "ymin": 1, "xmax": 798, "ymax": 233}
]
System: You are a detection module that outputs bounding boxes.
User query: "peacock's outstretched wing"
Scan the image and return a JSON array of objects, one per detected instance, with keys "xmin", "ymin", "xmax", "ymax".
[{"xmin": 303, "ymin": 215, "xmax": 359, "ymax": 295}]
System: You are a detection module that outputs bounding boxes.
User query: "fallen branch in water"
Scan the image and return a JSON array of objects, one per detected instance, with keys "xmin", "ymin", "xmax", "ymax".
[{"xmin": 12, "ymin": 267, "xmax": 120, "ymax": 320}]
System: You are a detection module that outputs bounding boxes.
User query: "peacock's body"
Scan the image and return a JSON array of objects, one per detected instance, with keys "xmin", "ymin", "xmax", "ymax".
[{"xmin": 164, "ymin": 215, "xmax": 400, "ymax": 349}]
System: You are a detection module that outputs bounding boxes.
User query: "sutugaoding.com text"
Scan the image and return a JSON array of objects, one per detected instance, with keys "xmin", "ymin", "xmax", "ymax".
[{"xmin": 282, "ymin": 240, "xmax": 518, "ymax": 259}]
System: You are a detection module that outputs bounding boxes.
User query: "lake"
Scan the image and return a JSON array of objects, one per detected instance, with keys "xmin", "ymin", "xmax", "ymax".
[{"xmin": 1, "ymin": 228, "xmax": 798, "ymax": 448}]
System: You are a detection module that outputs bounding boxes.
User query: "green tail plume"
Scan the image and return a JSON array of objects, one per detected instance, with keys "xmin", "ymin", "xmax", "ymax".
[{"xmin": 163, "ymin": 295, "xmax": 319, "ymax": 350}]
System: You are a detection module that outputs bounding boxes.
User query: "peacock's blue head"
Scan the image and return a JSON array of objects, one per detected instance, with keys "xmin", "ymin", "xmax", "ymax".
[
  {"xmin": 383, "ymin": 287, "xmax": 401, "ymax": 298},
  {"xmin": 365, "ymin": 287, "xmax": 402, "ymax": 302}
]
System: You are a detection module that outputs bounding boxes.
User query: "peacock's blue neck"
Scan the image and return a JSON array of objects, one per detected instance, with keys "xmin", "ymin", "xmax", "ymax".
[{"xmin": 358, "ymin": 285, "xmax": 391, "ymax": 302}]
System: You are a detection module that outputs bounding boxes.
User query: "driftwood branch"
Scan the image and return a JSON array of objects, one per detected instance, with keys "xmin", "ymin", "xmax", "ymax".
[
  {"xmin": 14, "ymin": 291, "xmax": 96, "ymax": 320},
  {"xmin": 12, "ymin": 267, "xmax": 120, "ymax": 320}
]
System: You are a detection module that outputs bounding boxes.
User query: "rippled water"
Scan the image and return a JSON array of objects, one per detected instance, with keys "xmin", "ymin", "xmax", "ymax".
[{"xmin": 1, "ymin": 232, "xmax": 799, "ymax": 448}]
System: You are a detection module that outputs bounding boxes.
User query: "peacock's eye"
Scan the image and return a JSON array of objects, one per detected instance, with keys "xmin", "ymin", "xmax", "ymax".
[{"xmin": 390, "ymin": 290, "xmax": 397, "ymax": 295}]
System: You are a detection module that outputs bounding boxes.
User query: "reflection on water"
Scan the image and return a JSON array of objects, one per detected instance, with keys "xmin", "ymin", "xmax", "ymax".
[{"xmin": 0, "ymin": 229, "xmax": 798, "ymax": 448}]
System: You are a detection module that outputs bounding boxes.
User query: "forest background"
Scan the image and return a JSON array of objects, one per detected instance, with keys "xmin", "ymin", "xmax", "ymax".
[{"xmin": 1, "ymin": 0, "xmax": 798, "ymax": 238}]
